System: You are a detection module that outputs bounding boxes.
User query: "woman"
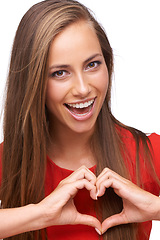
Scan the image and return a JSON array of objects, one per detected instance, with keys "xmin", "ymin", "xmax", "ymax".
[{"xmin": 0, "ymin": 0, "xmax": 160, "ymax": 240}]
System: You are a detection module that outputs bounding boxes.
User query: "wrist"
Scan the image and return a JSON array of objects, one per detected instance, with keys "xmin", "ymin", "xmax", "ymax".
[
  {"xmin": 29, "ymin": 203, "xmax": 50, "ymax": 230},
  {"xmin": 153, "ymin": 196, "xmax": 160, "ymax": 220}
]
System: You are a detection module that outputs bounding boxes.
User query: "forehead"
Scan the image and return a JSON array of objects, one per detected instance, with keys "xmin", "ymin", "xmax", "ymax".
[{"xmin": 48, "ymin": 20, "xmax": 102, "ymax": 64}]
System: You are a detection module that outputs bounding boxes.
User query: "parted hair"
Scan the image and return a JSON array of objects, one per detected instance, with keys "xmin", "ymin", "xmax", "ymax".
[{"xmin": 0, "ymin": 1, "xmax": 156, "ymax": 240}]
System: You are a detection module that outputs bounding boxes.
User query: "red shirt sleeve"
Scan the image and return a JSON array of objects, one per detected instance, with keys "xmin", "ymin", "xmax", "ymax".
[{"xmin": 149, "ymin": 133, "xmax": 160, "ymax": 180}]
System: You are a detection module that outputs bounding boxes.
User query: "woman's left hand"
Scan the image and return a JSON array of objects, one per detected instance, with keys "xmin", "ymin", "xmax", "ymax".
[{"xmin": 96, "ymin": 168, "xmax": 160, "ymax": 234}]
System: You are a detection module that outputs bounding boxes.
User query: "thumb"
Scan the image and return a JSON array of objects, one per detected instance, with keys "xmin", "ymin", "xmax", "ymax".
[
  {"xmin": 76, "ymin": 213, "xmax": 102, "ymax": 233},
  {"xmin": 102, "ymin": 212, "xmax": 127, "ymax": 234}
]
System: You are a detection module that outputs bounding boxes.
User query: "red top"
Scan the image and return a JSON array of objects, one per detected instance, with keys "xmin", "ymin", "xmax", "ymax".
[{"xmin": 1, "ymin": 129, "xmax": 160, "ymax": 239}]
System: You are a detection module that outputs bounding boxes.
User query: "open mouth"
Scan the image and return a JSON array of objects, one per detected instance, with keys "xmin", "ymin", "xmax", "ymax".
[{"xmin": 64, "ymin": 98, "xmax": 96, "ymax": 116}]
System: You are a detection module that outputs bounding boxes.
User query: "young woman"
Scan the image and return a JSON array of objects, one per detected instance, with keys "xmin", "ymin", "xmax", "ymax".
[{"xmin": 0, "ymin": 0, "xmax": 160, "ymax": 240}]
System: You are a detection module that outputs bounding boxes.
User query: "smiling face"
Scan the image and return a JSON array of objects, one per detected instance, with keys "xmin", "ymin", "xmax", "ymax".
[{"xmin": 46, "ymin": 20, "xmax": 109, "ymax": 135}]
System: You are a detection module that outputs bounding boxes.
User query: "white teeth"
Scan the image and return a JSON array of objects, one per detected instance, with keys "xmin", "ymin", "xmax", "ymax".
[{"xmin": 67, "ymin": 99, "xmax": 94, "ymax": 108}]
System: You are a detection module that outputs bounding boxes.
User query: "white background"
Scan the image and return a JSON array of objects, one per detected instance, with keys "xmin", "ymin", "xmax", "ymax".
[{"xmin": 0, "ymin": 0, "xmax": 160, "ymax": 238}]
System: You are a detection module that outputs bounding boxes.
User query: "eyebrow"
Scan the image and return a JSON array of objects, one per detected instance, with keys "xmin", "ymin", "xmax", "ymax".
[
  {"xmin": 49, "ymin": 53, "xmax": 102, "ymax": 70},
  {"xmin": 84, "ymin": 53, "xmax": 102, "ymax": 65}
]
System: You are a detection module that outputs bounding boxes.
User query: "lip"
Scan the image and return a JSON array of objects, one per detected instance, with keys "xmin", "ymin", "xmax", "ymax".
[{"xmin": 64, "ymin": 97, "xmax": 97, "ymax": 121}]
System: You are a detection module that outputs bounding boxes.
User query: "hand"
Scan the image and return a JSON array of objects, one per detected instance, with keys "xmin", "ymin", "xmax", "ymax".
[
  {"xmin": 37, "ymin": 166, "xmax": 101, "ymax": 231},
  {"xmin": 37, "ymin": 166, "xmax": 160, "ymax": 235},
  {"xmin": 96, "ymin": 168, "xmax": 160, "ymax": 234}
]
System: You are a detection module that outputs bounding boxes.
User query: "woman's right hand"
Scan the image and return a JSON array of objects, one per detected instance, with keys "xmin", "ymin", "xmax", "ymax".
[
  {"xmin": 37, "ymin": 166, "xmax": 101, "ymax": 231},
  {"xmin": 0, "ymin": 166, "xmax": 101, "ymax": 238}
]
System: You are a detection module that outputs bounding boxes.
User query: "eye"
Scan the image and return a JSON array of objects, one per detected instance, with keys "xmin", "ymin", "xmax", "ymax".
[
  {"xmin": 86, "ymin": 61, "xmax": 101, "ymax": 71},
  {"xmin": 50, "ymin": 70, "xmax": 68, "ymax": 79}
]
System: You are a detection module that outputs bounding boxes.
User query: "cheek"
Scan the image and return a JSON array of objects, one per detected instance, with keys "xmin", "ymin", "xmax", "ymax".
[
  {"xmin": 96, "ymin": 68, "xmax": 109, "ymax": 96},
  {"xmin": 45, "ymin": 81, "xmax": 65, "ymax": 107}
]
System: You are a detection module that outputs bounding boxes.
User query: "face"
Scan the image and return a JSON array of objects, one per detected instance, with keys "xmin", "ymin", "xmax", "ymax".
[{"xmin": 46, "ymin": 20, "xmax": 109, "ymax": 135}]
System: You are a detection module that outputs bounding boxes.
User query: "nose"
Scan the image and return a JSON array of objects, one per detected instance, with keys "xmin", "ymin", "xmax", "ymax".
[{"xmin": 72, "ymin": 72, "xmax": 91, "ymax": 98}]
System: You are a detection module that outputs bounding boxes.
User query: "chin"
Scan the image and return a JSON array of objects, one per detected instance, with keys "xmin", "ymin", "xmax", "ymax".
[{"xmin": 69, "ymin": 122, "xmax": 96, "ymax": 135}]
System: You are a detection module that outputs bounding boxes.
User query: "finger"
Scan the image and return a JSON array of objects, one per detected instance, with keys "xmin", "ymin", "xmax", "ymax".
[
  {"xmin": 96, "ymin": 175, "xmax": 127, "ymax": 198},
  {"xmin": 96, "ymin": 169, "xmax": 115, "ymax": 196},
  {"xmin": 74, "ymin": 165, "xmax": 97, "ymax": 184},
  {"xmin": 96, "ymin": 169, "xmax": 129, "ymax": 197},
  {"xmin": 101, "ymin": 212, "xmax": 127, "ymax": 234},
  {"xmin": 61, "ymin": 179, "xmax": 97, "ymax": 201},
  {"xmin": 97, "ymin": 168, "xmax": 127, "ymax": 184},
  {"xmin": 96, "ymin": 168, "xmax": 115, "ymax": 189},
  {"xmin": 74, "ymin": 178, "xmax": 98, "ymax": 200},
  {"xmin": 96, "ymin": 178, "xmax": 113, "ymax": 197},
  {"xmin": 97, "ymin": 167, "xmax": 110, "ymax": 179},
  {"xmin": 60, "ymin": 165, "xmax": 97, "ymax": 185},
  {"xmin": 75, "ymin": 212, "xmax": 102, "ymax": 234},
  {"xmin": 97, "ymin": 168, "xmax": 122, "ymax": 184}
]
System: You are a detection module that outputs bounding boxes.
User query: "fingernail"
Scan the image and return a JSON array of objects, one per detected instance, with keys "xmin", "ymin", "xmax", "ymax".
[
  {"xmin": 96, "ymin": 189, "xmax": 99, "ymax": 199},
  {"xmin": 95, "ymin": 228, "xmax": 102, "ymax": 235}
]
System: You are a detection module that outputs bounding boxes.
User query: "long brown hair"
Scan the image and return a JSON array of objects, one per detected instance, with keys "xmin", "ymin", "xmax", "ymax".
[{"xmin": 0, "ymin": 1, "xmax": 156, "ymax": 240}]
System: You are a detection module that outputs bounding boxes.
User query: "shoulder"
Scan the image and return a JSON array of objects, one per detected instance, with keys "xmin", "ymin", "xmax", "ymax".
[
  {"xmin": 116, "ymin": 125, "xmax": 138, "ymax": 152},
  {"xmin": 149, "ymin": 133, "xmax": 160, "ymax": 159},
  {"xmin": 148, "ymin": 132, "xmax": 160, "ymax": 150},
  {"xmin": 116, "ymin": 125, "xmax": 160, "ymax": 149},
  {"xmin": 116, "ymin": 125, "xmax": 136, "ymax": 146},
  {"xmin": 148, "ymin": 133, "xmax": 160, "ymax": 177},
  {"xmin": 122, "ymin": 128, "xmax": 160, "ymax": 179},
  {"xmin": 116, "ymin": 125, "xmax": 160, "ymax": 167}
]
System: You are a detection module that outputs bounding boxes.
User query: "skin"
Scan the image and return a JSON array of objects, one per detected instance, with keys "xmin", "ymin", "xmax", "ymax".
[{"xmin": 1, "ymin": 20, "xmax": 160, "ymax": 238}]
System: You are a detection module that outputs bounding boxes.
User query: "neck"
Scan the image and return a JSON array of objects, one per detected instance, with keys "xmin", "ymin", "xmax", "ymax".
[{"xmin": 47, "ymin": 124, "xmax": 96, "ymax": 170}]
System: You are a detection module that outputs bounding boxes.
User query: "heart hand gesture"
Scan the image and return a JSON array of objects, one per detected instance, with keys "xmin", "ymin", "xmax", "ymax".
[{"xmin": 37, "ymin": 166, "xmax": 160, "ymax": 235}]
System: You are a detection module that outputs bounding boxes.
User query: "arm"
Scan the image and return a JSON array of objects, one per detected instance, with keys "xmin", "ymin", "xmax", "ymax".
[
  {"xmin": 0, "ymin": 166, "xmax": 101, "ymax": 238},
  {"xmin": 0, "ymin": 204, "xmax": 43, "ymax": 238},
  {"xmin": 96, "ymin": 168, "xmax": 160, "ymax": 234}
]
